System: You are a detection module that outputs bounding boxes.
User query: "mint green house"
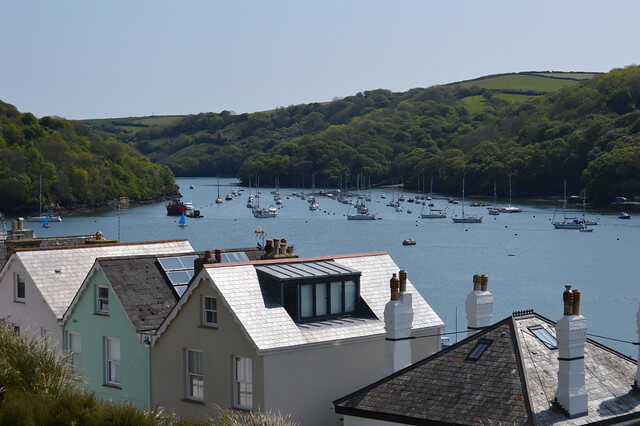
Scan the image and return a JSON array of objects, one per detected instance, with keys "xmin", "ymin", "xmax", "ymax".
[{"xmin": 62, "ymin": 253, "xmax": 189, "ymax": 409}]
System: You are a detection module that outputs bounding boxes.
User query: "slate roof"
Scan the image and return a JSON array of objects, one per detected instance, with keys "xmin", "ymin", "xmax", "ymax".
[
  {"xmin": 334, "ymin": 312, "xmax": 640, "ymax": 425},
  {"xmin": 98, "ymin": 255, "xmax": 187, "ymax": 333},
  {"xmin": 9, "ymin": 240, "xmax": 194, "ymax": 319},
  {"xmin": 197, "ymin": 252, "xmax": 444, "ymax": 353},
  {"xmin": 92, "ymin": 247, "xmax": 264, "ymax": 333},
  {"xmin": 0, "ymin": 234, "xmax": 98, "ymax": 270}
]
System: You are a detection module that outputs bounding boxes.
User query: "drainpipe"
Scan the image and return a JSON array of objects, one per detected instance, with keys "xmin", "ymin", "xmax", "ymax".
[{"xmin": 555, "ymin": 285, "xmax": 588, "ymax": 418}]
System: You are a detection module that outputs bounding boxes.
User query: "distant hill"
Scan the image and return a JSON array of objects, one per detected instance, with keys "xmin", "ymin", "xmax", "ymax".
[
  {"xmin": 0, "ymin": 101, "xmax": 177, "ymax": 213},
  {"xmin": 81, "ymin": 68, "xmax": 640, "ymax": 203}
]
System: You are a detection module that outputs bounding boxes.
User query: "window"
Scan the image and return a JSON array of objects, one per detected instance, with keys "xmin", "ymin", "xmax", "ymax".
[
  {"xmin": 185, "ymin": 350, "xmax": 203, "ymax": 400},
  {"xmin": 68, "ymin": 332, "xmax": 81, "ymax": 375},
  {"xmin": 14, "ymin": 274, "xmax": 25, "ymax": 302},
  {"xmin": 234, "ymin": 357, "xmax": 252, "ymax": 409},
  {"xmin": 105, "ymin": 337, "xmax": 120, "ymax": 385},
  {"xmin": 97, "ymin": 287, "xmax": 109, "ymax": 314},
  {"xmin": 202, "ymin": 296, "xmax": 217, "ymax": 327},
  {"xmin": 13, "ymin": 325, "xmax": 20, "ymax": 335},
  {"xmin": 465, "ymin": 339, "xmax": 492, "ymax": 362},
  {"xmin": 298, "ymin": 280, "xmax": 359, "ymax": 321},
  {"xmin": 528, "ymin": 325, "xmax": 557, "ymax": 350}
]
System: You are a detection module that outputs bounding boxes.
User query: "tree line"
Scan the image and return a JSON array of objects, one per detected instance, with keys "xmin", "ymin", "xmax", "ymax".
[{"xmin": 0, "ymin": 101, "xmax": 177, "ymax": 213}]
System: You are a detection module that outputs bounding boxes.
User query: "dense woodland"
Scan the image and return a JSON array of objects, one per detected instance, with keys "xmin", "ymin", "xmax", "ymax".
[
  {"xmin": 111, "ymin": 67, "xmax": 640, "ymax": 204},
  {"xmin": 0, "ymin": 101, "xmax": 177, "ymax": 213}
]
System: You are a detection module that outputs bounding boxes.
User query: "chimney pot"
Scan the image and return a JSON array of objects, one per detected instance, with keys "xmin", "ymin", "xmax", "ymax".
[
  {"xmin": 563, "ymin": 285, "xmax": 574, "ymax": 315},
  {"xmin": 204, "ymin": 250, "xmax": 212, "ymax": 260},
  {"xmin": 473, "ymin": 274, "xmax": 481, "ymax": 291},
  {"xmin": 17, "ymin": 217, "xmax": 24, "ymax": 230},
  {"xmin": 399, "ymin": 270, "xmax": 407, "ymax": 292},
  {"xmin": 214, "ymin": 249, "xmax": 222, "ymax": 263},
  {"xmin": 572, "ymin": 289, "xmax": 581, "ymax": 315},
  {"xmin": 480, "ymin": 275, "xmax": 489, "ymax": 291},
  {"xmin": 390, "ymin": 273, "xmax": 400, "ymax": 301}
]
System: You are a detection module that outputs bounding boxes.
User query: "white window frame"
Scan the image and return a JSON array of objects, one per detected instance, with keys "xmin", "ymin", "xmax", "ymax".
[
  {"xmin": 202, "ymin": 296, "xmax": 217, "ymax": 327},
  {"xmin": 68, "ymin": 332, "xmax": 82, "ymax": 375},
  {"xmin": 14, "ymin": 273, "xmax": 25, "ymax": 302},
  {"xmin": 96, "ymin": 286, "xmax": 109, "ymax": 314},
  {"xmin": 105, "ymin": 337, "xmax": 120, "ymax": 386},
  {"xmin": 185, "ymin": 349, "xmax": 204, "ymax": 401},
  {"xmin": 234, "ymin": 356, "xmax": 253, "ymax": 410}
]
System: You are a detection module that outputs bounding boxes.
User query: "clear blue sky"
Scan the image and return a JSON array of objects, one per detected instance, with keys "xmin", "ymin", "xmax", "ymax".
[{"xmin": 1, "ymin": 0, "xmax": 638, "ymax": 119}]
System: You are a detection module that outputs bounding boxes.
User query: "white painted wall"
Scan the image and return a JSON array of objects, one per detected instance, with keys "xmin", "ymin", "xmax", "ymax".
[
  {"xmin": 0, "ymin": 257, "xmax": 62, "ymax": 350},
  {"xmin": 343, "ymin": 415, "xmax": 401, "ymax": 426},
  {"xmin": 263, "ymin": 327, "xmax": 440, "ymax": 426}
]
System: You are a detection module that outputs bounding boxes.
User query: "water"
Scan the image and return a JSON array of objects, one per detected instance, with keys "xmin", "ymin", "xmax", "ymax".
[{"xmin": 22, "ymin": 177, "xmax": 640, "ymax": 356}]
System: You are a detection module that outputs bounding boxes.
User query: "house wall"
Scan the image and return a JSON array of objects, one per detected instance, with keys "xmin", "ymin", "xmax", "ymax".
[
  {"xmin": 63, "ymin": 269, "xmax": 149, "ymax": 409},
  {"xmin": 151, "ymin": 279, "xmax": 264, "ymax": 418},
  {"xmin": 262, "ymin": 327, "xmax": 441, "ymax": 426},
  {"xmin": 342, "ymin": 415, "xmax": 401, "ymax": 426},
  {"xmin": 0, "ymin": 257, "xmax": 62, "ymax": 350}
]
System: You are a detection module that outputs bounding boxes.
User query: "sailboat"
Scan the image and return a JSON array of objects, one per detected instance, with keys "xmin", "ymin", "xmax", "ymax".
[
  {"xmin": 215, "ymin": 177, "xmax": 223, "ymax": 204},
  {"xmin": 27, "ymin": 176, "xmax": 62, "ymax": 222},
  {"xmin": 552, "ymin": 181, "xmax": 583, "ymax": 229},
  {"xmin": 452, "ymin": 178, "xmax": 482, "ymax": 223},
  {"xmin": 42, "ymin": 213, "xmax": 51, "ymax": 228},
  {"xmin": 177, "ymin": 212, "xmax": 188, "ymax": 227},
  {"xmin": 488, "ymin": 181, "xmax": 500, "ymax": 215},
  {"xmin": 499, "ymin": 176, "xmax": 522, "ymax": 213},
  {"xmin": 579, "ymin": 190, "xmax": 598, "ymax": 226}
]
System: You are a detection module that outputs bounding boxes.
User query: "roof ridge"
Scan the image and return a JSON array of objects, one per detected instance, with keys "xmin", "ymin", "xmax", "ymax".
[
  {"xmin": 14, "ymin": 238, "xmax": 189, "ymax": 252},
  {"xmin": 205, "ymin": 251, "xmax": 388, "ymax": 268},
  {"xmin": 97, "ymin": 251, "xmax": 199, "ymax": 263}
]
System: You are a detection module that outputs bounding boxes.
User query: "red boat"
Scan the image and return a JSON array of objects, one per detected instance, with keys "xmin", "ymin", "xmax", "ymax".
[{"xmin": 166, "ymin": 199, "xmax": 188, "ymax": 216}]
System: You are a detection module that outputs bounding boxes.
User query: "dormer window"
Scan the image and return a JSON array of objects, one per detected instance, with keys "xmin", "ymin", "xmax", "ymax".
[{"xmin": 256, "ymin": 261, "xmax": 363, "ymax": 322}]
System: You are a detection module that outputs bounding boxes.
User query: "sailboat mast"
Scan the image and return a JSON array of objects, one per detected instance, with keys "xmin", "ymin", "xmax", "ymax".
[
  {"xmin": 461, "ymin": 177, "xmax": 465, "ymax": 217},
  {"xmin": 39, "ymin": 175, "xmax": 42, "ymax": 217},
  {"xmin": 563, "ymin": 180, "xmax": 567, "ymax": 220},
  {"xmin": 509, "ymin": 175, "xmax": 512, "ymax": 206}
]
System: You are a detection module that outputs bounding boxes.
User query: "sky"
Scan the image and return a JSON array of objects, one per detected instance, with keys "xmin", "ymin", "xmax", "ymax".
[{"xmin": 1, "ymin": 0, "xmax": 639, "ymax": 119}]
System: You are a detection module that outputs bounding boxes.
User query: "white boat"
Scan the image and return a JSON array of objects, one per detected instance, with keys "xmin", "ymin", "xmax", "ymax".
[
  {"xmin": 420, "ymin": 208, "xmax": 446, "ymax": 219},
  {"xmin": 27, "ymin": 176, "xmax": 63, "ymax": 222},
  {"xmin": 215, "ymin": 178, "xmax": 223, "ymax": 204},
  {"xmin": 395, "ymin": 205, "xmax": 403, "ymax": 212},
  {"xmin": 225, "ymin": 193, "xmax": 233, "ymax": 201},
  {"xmin": 309, "ymin": 202, "xmax": 319, "ymax": 211},
  {"xmin": 498, "ymin": 176, "xmax": 522, "ymax": 213},
  {"xmin": 552, "ymin": 181, "xmax": 582, "ymax": 229},
  {"xmin": 488, "ymin": 208, "xmax": 500, "ymax": 216},
  {"xmin": 452, "ymin": 178, "xmax": 482, "ymax": 223},
  {"xmin": 487, "ymin": 182, "xmax": 500, "ymax": 215},
  {"xmin": 347, "ymin": 211, "xmax": 377, "ymax": 220},
  {"xmin": 253, "ymin": 207, "xmax": 278, "ymax": 218}
]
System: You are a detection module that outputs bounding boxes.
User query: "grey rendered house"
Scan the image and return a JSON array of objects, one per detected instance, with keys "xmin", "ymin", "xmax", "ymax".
[{"xmin": 149, "ymin": 251, "xmax": 444, "ymax": 425}]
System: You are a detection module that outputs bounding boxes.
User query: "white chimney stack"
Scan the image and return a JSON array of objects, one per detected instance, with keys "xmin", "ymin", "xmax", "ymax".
[
  {"xmin": 635, "ymin": 302, "xmax": 640, "ymax": 389},
  {"xmin": 383, "ymin": 270, "xmax": 413, "ymax": 376},
  {"xmin": 465, "ymin": 274, "xmax": 493, "ymax": 337},
  {"xmin": 555, "ymin": 285, "xmax": 588, "ymax": 418}
]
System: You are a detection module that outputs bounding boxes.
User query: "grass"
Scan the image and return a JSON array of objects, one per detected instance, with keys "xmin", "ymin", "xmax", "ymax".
[
  {"xmin": 0, "ymin": 323, "xmax": 296, "ymax": 425},
  {"xmin": 455, "ymin": 74, "xmax": 581, "ymax": 92},
  {"xmin": 460, "ymin": 93, "xmax": 537, "ymax": 114}
]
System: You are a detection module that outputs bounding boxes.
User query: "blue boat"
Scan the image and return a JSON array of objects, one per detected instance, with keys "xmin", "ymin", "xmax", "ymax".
[
  {"xmin": 42, "ymin": 213, "xmax": 51, "ymax": 228},
  {"xmin": 177, "ymin": 212, "xmax": 188, "ymax": 227}
]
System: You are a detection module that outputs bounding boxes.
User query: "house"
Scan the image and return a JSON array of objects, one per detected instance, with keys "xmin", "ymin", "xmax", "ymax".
[
  {"xmin": 0, "ymin": 237, "xmax": 193, "ymax": 351},
  {"xmin": 149, "ymin": 245, "xmax": 444, "ymax": 426},
  {"xmin": 61, "ymin": 248, "xmax": 264, "ymax": 409},
  {"xmin": 334, "ymin": 281, "xmax": 640, "ymax": 425}
]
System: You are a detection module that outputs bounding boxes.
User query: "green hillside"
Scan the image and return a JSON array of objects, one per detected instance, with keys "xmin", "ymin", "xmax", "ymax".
[
  {"xmin": 0, "ymin": 101, "xmax": 177, "ymax": 213},
  {"xmin": 82, "ymin": 68, "xmax": 640, "ymax": 203}
]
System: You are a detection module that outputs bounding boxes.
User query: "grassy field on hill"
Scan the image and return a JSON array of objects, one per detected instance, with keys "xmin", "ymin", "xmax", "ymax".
[
  {"xmin": 461, "ymin": 93, "xmax": 534, "ymax": 114},
  {"xmin": 453, "ymin": 72, "xmax": 586, "ymax": 92}
]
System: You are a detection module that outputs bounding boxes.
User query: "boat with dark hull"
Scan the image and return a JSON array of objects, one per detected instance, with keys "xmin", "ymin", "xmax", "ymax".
[{"xmin": 166, "ymin": 199, "xmax": 188, "ymax": 216}]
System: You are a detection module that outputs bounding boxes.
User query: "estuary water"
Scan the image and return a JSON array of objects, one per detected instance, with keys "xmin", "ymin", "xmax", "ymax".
[{"xmin": 26, "ymin": 177, "xmax": 640, "ymax": 356}]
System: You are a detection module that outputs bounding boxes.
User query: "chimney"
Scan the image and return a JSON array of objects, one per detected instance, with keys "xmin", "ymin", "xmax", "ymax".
[
  {"xmin": 555, "ymin": 285, "xmax": 588, "ymax": 418},
  {"xmin": 383, "ymin": 272, "xmax": 413, "ymax": 376},
  {"xmin": 214, "ymin": 249, "xmax": 222, "ymax": 263},
  {"xmin": 465, "ymin": 274, "xmax": 494, "ymax": 336},
  {"xmin": 194, "ymin": 250, "xmax": 215, "ymax": 273},
  {"xmin": 635, "ymin": 302, "xmax": 640, "ymax": 390}
]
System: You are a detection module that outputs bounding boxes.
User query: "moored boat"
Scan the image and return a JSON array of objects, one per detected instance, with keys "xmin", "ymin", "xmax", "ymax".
[{"xmin": 166, "ymin": 199, "xmax": 188, "ymax": 216}]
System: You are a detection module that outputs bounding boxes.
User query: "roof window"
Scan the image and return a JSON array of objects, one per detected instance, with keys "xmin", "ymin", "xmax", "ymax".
[
  {"xmin": 528, "ymin": 325, "xmax": 557, "ymax": 350},
  {"xmin": 465, "ymin": 339, "xmax": 492, "ymax": 362}
]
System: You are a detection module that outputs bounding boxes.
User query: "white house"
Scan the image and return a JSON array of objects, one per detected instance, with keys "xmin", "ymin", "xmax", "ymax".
[
  {"xmin": 0, "ymin": 238, "xmax": 193, "ymax": 351},
  {"xmin": 149, "ymin": 249, "xmax": 444, "ymax": 426}
]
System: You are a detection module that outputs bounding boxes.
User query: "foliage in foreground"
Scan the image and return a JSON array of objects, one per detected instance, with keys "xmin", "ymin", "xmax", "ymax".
[
  {"xmin": 0, "ymin": 101, "xmax": 177, "ymax": 212},
  {"xmin": 0, "ymin": 324, "xmax": 295, "ymax": 425}
]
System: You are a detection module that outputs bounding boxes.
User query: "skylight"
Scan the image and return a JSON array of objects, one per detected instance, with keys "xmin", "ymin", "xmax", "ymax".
[
  {"xmin": 220, "ymin": 252, "xmax": 249, "ymax": 263},
  {"xmin": 465, "ymin": 339, "xmax": 492, "ymax": 362},
  {"xmin": 528, "ymin": 325, "xmax": 557, "ymax": 349},
  {"xmin": 158, "ymin": 255, "xmax": 199, "ymax": 289}
]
